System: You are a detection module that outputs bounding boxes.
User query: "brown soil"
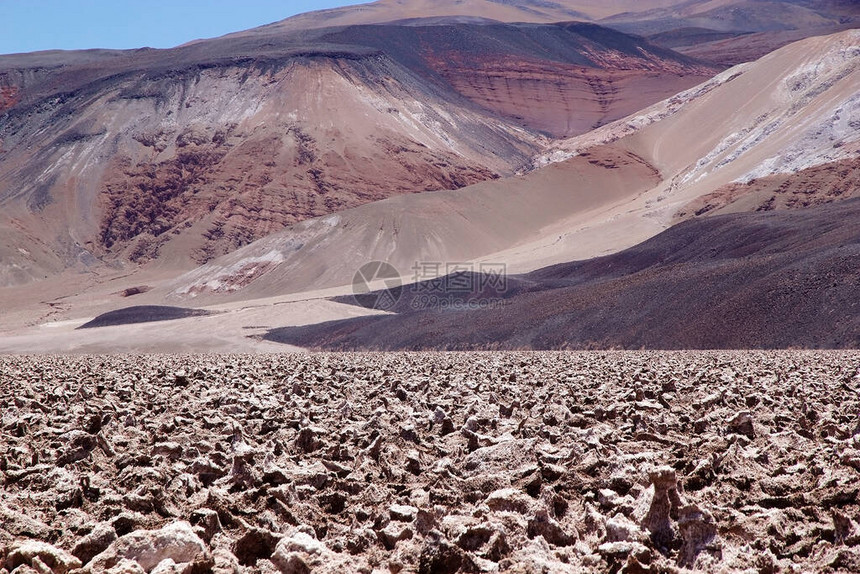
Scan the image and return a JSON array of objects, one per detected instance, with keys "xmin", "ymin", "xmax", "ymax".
[
  {"xmin": 438, "ymin": 59, "xmax": 711, "ymax": 137},
  {"xmin": 0, "ymin": 86, "xmax": 19, "ymax": 113}
]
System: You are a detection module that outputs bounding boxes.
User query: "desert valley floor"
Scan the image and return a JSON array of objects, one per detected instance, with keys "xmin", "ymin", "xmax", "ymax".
[{"xmin": 2, "ymin": 352, "xmax": 860, "ymax": 573}]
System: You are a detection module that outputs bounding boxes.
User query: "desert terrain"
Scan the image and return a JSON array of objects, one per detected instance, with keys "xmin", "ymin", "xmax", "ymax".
[
  {"xmin": 2, "ymin": 27, "xmax": 856, "ymax": 353},
  {"xmin": 3, "ymin": 352, "xmax": 860, "ymax": 573},
  {"xmin": 0, "ymin": 0, "xmax": 856, "ymax": 352},
  {"xmin": 0, "ymin": 17, "xmax": 715, "ymax": 287},
  {"xmin": 1, "ymin": 2, "xmax": 859, "ymax": 571},
  {"xmin": 266, "ymin": 198, "xmax": 860, "ymax": 351}
]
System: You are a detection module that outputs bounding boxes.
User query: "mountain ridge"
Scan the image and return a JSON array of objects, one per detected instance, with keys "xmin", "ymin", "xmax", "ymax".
[
  {"xmin": 0, "ymin": 3, "xmax": 856, "ymax": 353},
  {"xmin": 157, "ymin": 29, "xmax": 858, "ymax": 306},
  {"xmin": 0, "ymin": 20, "xmax": 714, "ymax": 286}
]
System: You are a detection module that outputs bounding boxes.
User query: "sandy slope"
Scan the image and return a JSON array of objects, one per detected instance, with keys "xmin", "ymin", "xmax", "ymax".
[
  {"xmin": 163, "ymin": 145, "xmax": 660, "ymax": 304},
  {"xmin": 520, "ymin": 29, "xmax": 859, "ymax": 262},
  {"xmin": 268, "ymin": 199, "xmax": 860, "ymax": 351}
]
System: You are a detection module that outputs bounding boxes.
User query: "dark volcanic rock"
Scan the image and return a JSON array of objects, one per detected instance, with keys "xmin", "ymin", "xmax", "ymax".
[{"xmin": 77, "ymin": 306, "xmax": 212, "ymax": 329}]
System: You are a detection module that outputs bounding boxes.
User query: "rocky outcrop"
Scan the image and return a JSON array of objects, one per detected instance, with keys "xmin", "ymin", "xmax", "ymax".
[
  {"xmin": 322, "ymin": 22, "xmax": 718, "ymax": 138},
  {"xmin": 675, "ymin": 157, "xmax": 860, "ymax": 219},
  {"xmin": 84, "ymin": 523, "xmax": 209, "ymax": 574},
  {"xmin": 4, "ymin": 541, "xmax": 82, "ymax": 574}
]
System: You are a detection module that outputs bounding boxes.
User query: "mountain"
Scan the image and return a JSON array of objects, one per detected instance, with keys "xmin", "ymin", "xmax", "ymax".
[
  {"xmin": 162, "ymin": 29, "xmax": 859, "ymax": 304},
  {"xmin": 0, "ymin": 20, "xmax": 712, "ymax": 287},
  {"xmin": 263, "ymin": 197, "xmax": 860, "ymax": 350},
  {"xmin": 312, "ymin": 22, "xmax": 715, "ymax": 137},
  {"xmin": 232, "ymin": 1, "xmax": 694, "ymax": 30},
  {"xmin": 245, "ymin": 0, "xmax": 856, "ymax": 31},
  {"xmin": 537, "ymin": 28, "xmax": 860, "ymax": 225},
  {"xmin": 612, "ymin": 0, "xmax": 860, "ymax": 64},
  {"xmin": 264, "ymin": 0, "xmax": 859, "ymax": 65}
]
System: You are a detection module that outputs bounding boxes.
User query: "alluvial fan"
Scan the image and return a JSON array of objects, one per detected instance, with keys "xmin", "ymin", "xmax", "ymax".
[{"xmin": 1, "ymin": 352, "xmax": 860, "ymax": 572}]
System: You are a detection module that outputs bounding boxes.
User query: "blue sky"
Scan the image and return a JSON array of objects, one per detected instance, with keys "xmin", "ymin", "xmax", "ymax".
[{"xmin": 0, "ymin": 1, "xmax": 370, "ymax": 55}]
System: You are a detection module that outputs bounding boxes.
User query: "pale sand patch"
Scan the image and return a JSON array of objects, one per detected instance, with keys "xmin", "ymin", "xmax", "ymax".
[{"xmin": 0, "ymin": 299, "xmax": 385, "ymax": 354}]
